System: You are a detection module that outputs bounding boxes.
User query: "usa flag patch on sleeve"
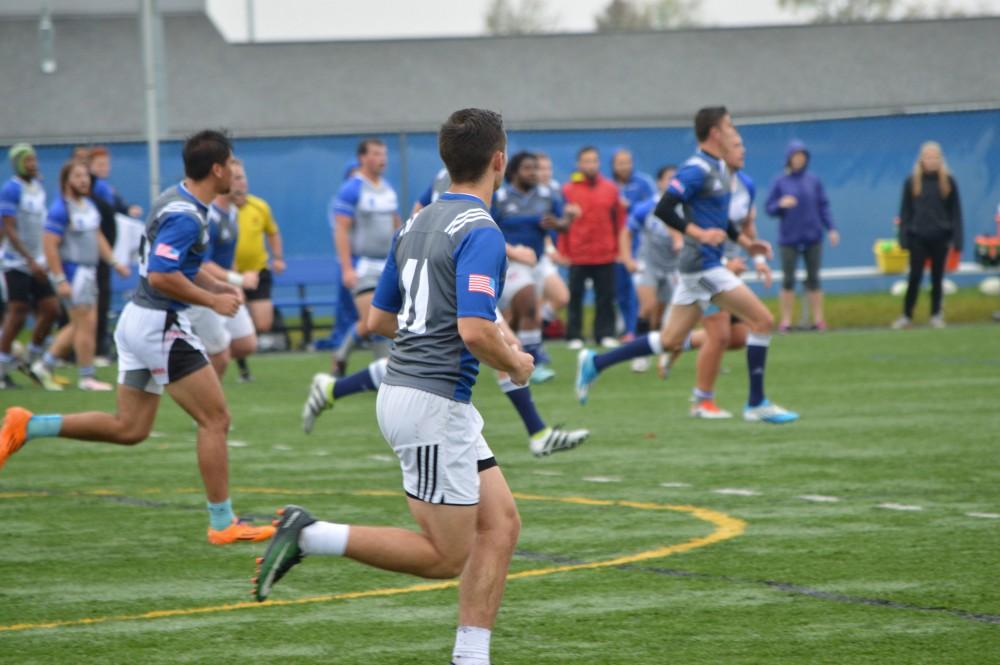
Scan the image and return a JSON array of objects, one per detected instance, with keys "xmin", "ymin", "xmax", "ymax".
[
  {"xmin": 154, "ymin": 243, "xmax": 180, "ymax": 261},
  {"xmin": 669, "ymin": 178, "xmax": 685, "ymax": 194},
  {"xmin": 468, "ymin": 274, "xmax": 496, "ymax": 297}
]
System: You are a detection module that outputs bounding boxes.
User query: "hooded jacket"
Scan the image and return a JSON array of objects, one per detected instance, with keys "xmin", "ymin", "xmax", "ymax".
[{"xmin": 765, "ymin": 140, "xmax": 835, "ymax": 247}]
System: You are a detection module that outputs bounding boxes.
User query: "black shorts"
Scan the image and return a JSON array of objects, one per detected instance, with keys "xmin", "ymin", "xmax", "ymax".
[
  {"xmin": 243, "ymin": 268, "xmax": 272, "ymax": 301},
  {"xmin": 3, "ymin": 269, "xmax": 56, "ymax": 305}
]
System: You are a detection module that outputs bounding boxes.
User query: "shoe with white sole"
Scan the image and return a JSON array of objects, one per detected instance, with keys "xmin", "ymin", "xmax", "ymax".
[
  {"xmin": 929, "ymin": 314, "xmax": 946, "ymax": 329},
  {"xmin": 743, "ymin": 399, "xmax": 799, "ymax": 424},
  {"xmin": 891, "ymin": 316, "xmax": 912, "ymax": 330},
  {"xmin": 302, "ymin": 373, "xmax": 335, "ymax": 434},
  {"xmin": 574, "ymin": 349, "xmax": 598, "ymax": 405},
  {"xmin": 529, "ymin": 425, "xmax": 589, "ymax": 457},
  {"xmin": 29, "ymin": 360, "xmax": 63, "ymax": 392},
  {"xmin": 78, "ymin": 377, "xmax": 113, "ymax": 391},
  {"xmin": 690, "ymin": 399, "xmax": 733, "ymax": 419},
  {"xmin": 567, "ymin": 339, "xmax": 584, "ymax": 351}
]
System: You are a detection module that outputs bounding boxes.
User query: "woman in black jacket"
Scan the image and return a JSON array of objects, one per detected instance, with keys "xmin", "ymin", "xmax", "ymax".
[{"xmin": 892, "ymin": 141, "xmax": 962, "ymax": 329}]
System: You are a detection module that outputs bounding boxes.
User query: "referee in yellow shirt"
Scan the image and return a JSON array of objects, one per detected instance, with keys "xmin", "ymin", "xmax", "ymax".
[{"xmin": 231, "ymin": 163, "xmax": 285, "ymax": 381}]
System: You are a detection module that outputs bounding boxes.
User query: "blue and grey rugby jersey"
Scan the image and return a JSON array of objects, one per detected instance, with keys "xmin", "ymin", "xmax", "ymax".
[
  {"xmin": 666, "ymin": 150, "xmax": 731, "ymax": 274},
  {"xmin": 44, "ymin": 196, "xmax": 101, "ymax": 278},
  {"xmin": 491, "ymin": 183, "xmax": 563, "ymax": 260},
  {"xmin": 133, "ymin": 183, "xmax": 211, "ymax": 311},
  {"xmin": 332, "ymin": 174, "xmax": 398, "ymax": 259},
  {"xmin": 372, "ymin": 192, "xmax": 507, "ymax": 403},
  {"xmin": 724, "ymin": 171, "xmax": 756, "ymax": 260},
  {"xmin": 0, "ymin": 177, "xmax": 47, "ymax": 272}
]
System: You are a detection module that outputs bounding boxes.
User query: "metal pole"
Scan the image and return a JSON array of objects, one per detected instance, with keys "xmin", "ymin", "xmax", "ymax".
[
  {"xmin": 246, "ymin": 0, "xmax": 256, "ymax": 42},
  {"xmin": 141, "ymin": 0, "xmax": 161, "ymax": 204}
]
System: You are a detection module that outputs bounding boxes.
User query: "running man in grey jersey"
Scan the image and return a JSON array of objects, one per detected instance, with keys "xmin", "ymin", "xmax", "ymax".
[
  {"xmin": 330, "ymin": 138, "xmax": 401, "ymax": 374},
  {"xmin": 256, "ymin": 109, "xmax": 533, "ymax": 665},
  {"xmin": 1, "ymin": 132, "xmax": 275, "ymax": 546},
  {"xmin": 0, "ymin": 144, "xmax": 61, "ymax": 389}
]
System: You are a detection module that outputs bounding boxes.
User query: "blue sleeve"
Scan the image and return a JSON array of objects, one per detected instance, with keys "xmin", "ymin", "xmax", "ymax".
[
  {"xmin": 147, "ymin": 214, "xmax": 201, "ymax": 273},
  {"xmin": 44, "ymin": 200, "xmax": 69, "ymax": 236},
  {"xmin": 638, "ymin": 174, "xmax": 656, "ymax": 201},
  {"xmin": 666, "ymin": 164, "xmax": 704, "ymax": 203},
  {"xmin": 0, "ymin": 180, "xmax": 20, "ymax": 217},
  {"xmin": 628, "ymin": 200, "xmax": 653, "ymax": 233},
  {"xmin": 454, "ymin": 226, "xmax": 507, "ymax": 320},
  {"xmin": 740, "ymin": 172, "xmax": 756, "ymax": 205},
  {"xmin": 372, "ymin": 234, "xmax": 403, "ymax": 313},
  {"xmin": 550, "ymin": 193, "xmax": 564, "ymax": 218},
  {"xmin": 332, "ymin": 178, "xmax": 362, "ymax": 219},
  {"xmin": 417, "ymin": 184, "xmax": 433, "ymax": 207},
  {"xmin": 92, "ymin": 179, "xmax": 116, "ymax": 207},
  {"xmin": 816, "ymin": 178, "xmax": 834, "ymax": 231}
]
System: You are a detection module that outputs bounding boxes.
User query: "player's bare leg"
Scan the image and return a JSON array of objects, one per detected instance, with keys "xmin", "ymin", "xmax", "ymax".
[
  {"xmin": 457, "ymin": 466, "xmax": 520, "ymax": 628},
  {"xmin": 690, "ymin": 312, "xmax": 733, "ymax": 418},
  {"xmin": 165, "ymin": 364, "xmax": 231, "ymax": 503},
  {"xmin": 54, "ymin": 384, "xmax": 159, "ymax": 444}
]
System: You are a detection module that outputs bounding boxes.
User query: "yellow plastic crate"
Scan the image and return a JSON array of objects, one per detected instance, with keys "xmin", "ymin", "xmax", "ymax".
[{"xmin": 873, "ymin": 239, "xmax": 909, "ymax": 273}]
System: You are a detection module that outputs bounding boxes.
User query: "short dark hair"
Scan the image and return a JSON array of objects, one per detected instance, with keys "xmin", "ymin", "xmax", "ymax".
[
  {"xmin": 183, "ymin": 130, "xmax": 232, "ymax": 181},
  {"xmin": 438, "ymin": 108, "xmax": 506, "ymax": 184},
  {"xmin": 656, "ymin": 164, "xmax": 678, "ymax": 180},
  {"xmin": 357, "ymin": 138, "xmax": 385, "ymax": 157},
  {"xmin": 505, "ymin": 151, "xmax": 536, "ymax": 183},
  {"xmin": 694, "ymin": 106, "xmax": 729, "ymax": 142},
  {"xmin": 577, "ymin": 145, "xmax": 599, "ymax": 160}
]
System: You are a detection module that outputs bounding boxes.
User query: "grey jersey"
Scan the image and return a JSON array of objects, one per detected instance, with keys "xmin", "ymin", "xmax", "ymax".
[
  {"xmin": 377, "ymin": 193, "xmax": 507, "ymax": 403},
  {"xmin": 332, "ymin": 174, "xmax": 398, "ymax": 259},
  {"xmin": 133, "ymin": 184, "xmax": 211, "ymax": 311},
  {"xmin": 1, "ymin": 177, "xmax": 47, "ymax": 272},
  {"xmin": 724, "ymin": 172, "xmax": 754, "ymax": 260},
  {"xmin": 636, "ymin": 196, "xmax": 679, "ymax": 274},
  {"xmin": 59, "ymin": 198, "xmax": 101, "ymax": 266}
]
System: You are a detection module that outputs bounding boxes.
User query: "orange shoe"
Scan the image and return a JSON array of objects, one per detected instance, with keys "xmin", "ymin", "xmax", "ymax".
[
  {"xmin": 0, "ymin": 407, "xmax": 32, "ymax": 471},
  {"xmin": 208, "ymin": 518, "xmax": 276, "ymax": 545},
  {"xmin": 689, "ymin": 399, "xmax": 733, "ymax": 420}
]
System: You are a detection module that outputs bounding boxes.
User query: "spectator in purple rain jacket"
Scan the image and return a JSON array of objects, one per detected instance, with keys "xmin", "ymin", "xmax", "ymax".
[{"xmin": 765, "ymin": 140, "xmax": 839, "ymax": 332}]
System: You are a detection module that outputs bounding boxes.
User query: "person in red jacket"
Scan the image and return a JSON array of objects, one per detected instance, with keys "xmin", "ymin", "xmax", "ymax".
[{"xmin": 559, "ymin": 146, "xmax": 627, "ymax": 348}]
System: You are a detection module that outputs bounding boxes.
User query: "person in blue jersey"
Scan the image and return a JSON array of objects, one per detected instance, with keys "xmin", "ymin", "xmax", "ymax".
[
  {"xmin": 662, "ymin": 137, "xmax": 775, "ymax": 417},
  {"xmin": 255, "ymin": 109, "xmax": 534, "ymax": 665},
  {"xmin": 491, "ymin": 151, "xmax": 569, "ymax": 383},
  {"xmin": 574, "ymin": 107, "xmax": 799, "ymax": 424},
  {"xmin": 620, "ymin": 165, "xmax": 682, "ymax": 373},
  {"xmin": 40, "ymin": 160, "xmax": 130, "ymax": 391},
  {"xmin": 187, "ymin": 159, "xmax": 260, "ymax": 378},
  {"xmin": 611, "ymin": 148, "xmax": 657, "ymax": 341},
  {"xmin": 0, "ymin": 144, "xmax": 62, "ymax": 390},
  {"xmin": 330, "ymin": 138, "xmax": 401, "ymax": 376},
  {"xmin": 327, "ymin": 160, "xmax": 361, "ymax": 353},
  {"xmin": 534, "ymin": 151, "xmax": 571, "ymax": 335},
  {"xmin": 0, "ymin": 131, "xmax": 275, "ymax": 546}
]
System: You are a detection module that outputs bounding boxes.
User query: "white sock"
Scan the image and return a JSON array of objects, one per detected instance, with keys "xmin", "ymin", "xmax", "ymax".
[
  {"xmin": 646, "ymin": 331, "xmax": 664, "ymax": 355},
  {"xmin": 298, "ymin": 521, "xmax": 350, "ymax": 556},
  {"xmin": 747, "ymin": 332, "xmax": 772, "ymax": 347},
  {"xmin": 517, "ymin": 329, "xmax": 542, "ymax": 347},
  {"xmin": 452, "ymin": 626, "xmax": 491, "ymax": 665}
]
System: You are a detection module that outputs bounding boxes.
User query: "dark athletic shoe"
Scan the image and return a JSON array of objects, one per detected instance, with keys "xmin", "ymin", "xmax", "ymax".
[{"xmin": 253, "ymin": 504, "xmax": 316, "ymax": 602}]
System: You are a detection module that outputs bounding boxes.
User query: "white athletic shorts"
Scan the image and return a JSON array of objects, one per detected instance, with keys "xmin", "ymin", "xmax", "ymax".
[
  {"xmin": 185, "ymin": 305, "xmax": 230, "ymax": 355},
  {"xmin": 498, "ymin": 258, "xmax": 552, "ymax": 311},
  {"xmin": 66, "ymin": 265, "xmax": 98, "ymax": 307},
  {"xmin": 115, "ymin": 302, "xmax": 209, "ymax": 395},
  {"xmin": 376, "ymin": 383, "xmax": 495, "ymax": 506},
  {"xmin": 672, "ymin": 266, "xmax": 744, "ymax": 311},
  {"xmin": 354, "ymin": 256, "xmax": 387, "ymax": 296},
  {"xmin": 226, "ymin": 303, "xmax": 255, "ymax": 340}
]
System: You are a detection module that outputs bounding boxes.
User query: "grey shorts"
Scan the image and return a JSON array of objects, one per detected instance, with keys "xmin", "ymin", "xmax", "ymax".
[{"xmin": 635, "ymin": 266, "xmax": 677, "ymax": 304}]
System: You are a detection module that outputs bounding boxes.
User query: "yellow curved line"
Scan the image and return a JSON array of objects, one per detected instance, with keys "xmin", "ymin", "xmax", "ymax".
[{"xmin": 0, "ymin": 492, "xmax": 745, "ymax": 634}]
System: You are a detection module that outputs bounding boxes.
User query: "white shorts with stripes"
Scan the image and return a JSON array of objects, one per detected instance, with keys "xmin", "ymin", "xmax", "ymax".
[
  {"xmin": 375, "ymin": 383, "xmax": 494, "ymax": 506},
  {"xmin": 672, "ymin": 266, "xmax": 743, "ymax": 312}
]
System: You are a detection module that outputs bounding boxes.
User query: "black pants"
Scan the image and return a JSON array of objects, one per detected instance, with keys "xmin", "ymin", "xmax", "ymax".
[
  {"xmin": 780, "ymin": 242, "xmax": 823, "ymax": 291},
  {"xmin": 903, "ymin": 235, "xmax": 950, "ymax": 318},
  {"xmin": 95, "ymin": 262, "xmax": 112, "ymax": 356},
  {"xmin": 567, "ymin": 263, "xmax": 616, "ymax": 342}
]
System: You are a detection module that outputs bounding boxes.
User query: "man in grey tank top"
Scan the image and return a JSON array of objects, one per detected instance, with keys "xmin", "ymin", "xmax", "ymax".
[{"xmin": 255, "ymin": 109, "xmax": 533, "ymax": 665}]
